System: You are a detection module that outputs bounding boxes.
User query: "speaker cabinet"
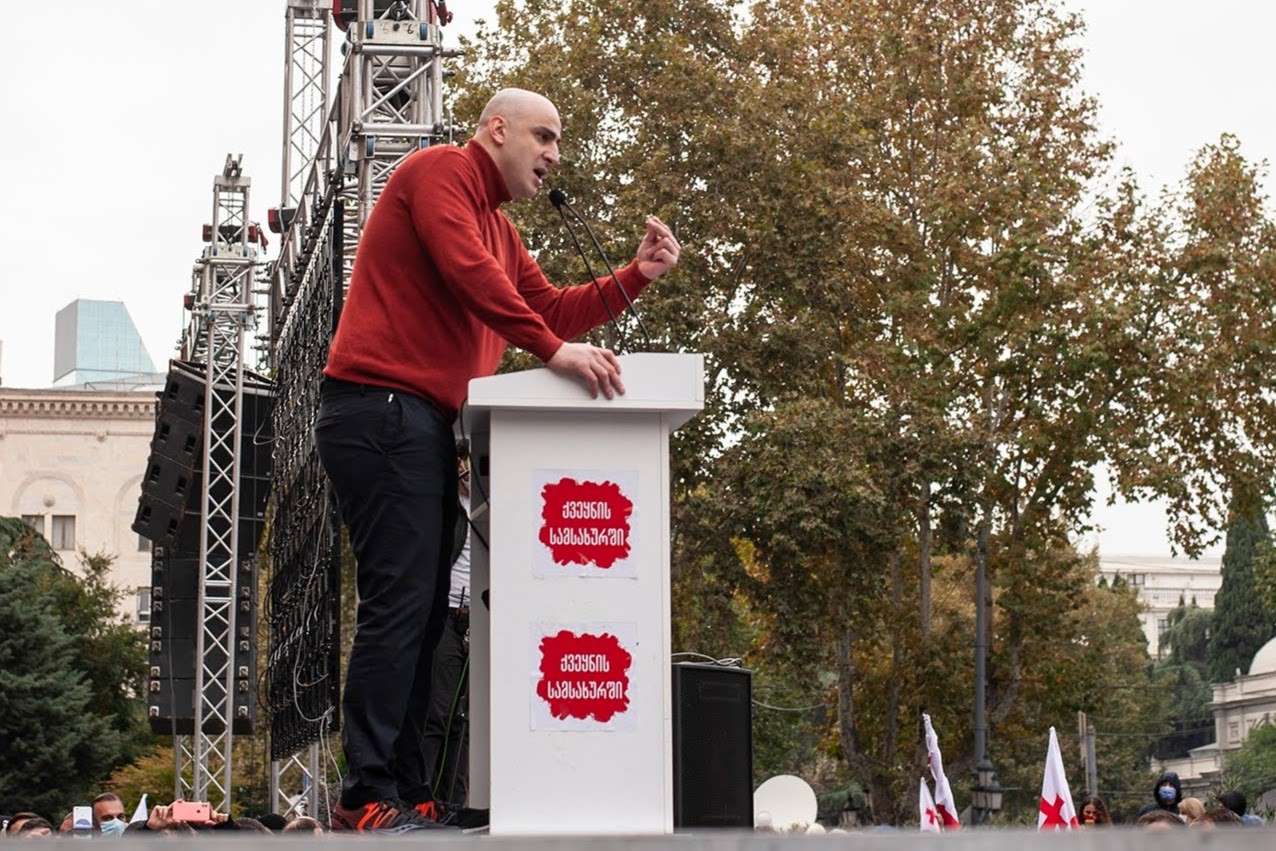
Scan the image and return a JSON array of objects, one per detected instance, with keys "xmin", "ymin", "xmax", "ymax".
[{"xmin": 672, "ymin": 662, "xmax": 753, "ymax": 829}]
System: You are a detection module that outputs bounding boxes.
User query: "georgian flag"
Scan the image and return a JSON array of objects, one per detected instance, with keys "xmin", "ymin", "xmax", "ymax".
[
  {"xmin": 1038, "ymin": 727, "xmax": 1080, "ymax": 830},
  {"xmin": 920, "ymin": 777, "xmax": 942, "ymax": 833},
  {"xmin": 923, "ymin": 713, "xmax": 961, "ymax": 829}
]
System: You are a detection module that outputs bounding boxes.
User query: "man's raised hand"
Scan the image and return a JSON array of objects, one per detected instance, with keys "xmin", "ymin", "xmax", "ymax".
[{"xmin": 635, "ymin": 216, "xmax": 681, "ymax": 280}]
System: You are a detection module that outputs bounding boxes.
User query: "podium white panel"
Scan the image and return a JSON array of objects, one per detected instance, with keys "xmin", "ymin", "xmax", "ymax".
[{"xmin": 465, "ymin": 353, "xmax": 702, "ymax": 836}]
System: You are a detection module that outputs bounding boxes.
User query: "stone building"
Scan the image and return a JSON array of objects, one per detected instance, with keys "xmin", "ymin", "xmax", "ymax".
[{"xmin": 0, "ymin": 383, "xmax": 159, "ymax": 622}]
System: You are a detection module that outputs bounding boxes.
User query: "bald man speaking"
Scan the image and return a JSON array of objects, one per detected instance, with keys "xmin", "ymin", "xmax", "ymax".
[{"xmin": 315, "ymin": 88, "xmax": 680, "ymax": 832}]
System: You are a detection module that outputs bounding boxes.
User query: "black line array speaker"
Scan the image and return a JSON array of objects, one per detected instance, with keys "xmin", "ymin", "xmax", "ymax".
[
  {"xmin": 137, "ymin": 360, "xmax": 273, "ymax": 736},
  {"xmin": 133, "ymin": 361, "xmax": 207, "ymax": 546},
  {"xmin": 672, "ymin": 662, "xmax": 754, "ymax": 829},
  {"xmin": 147, "ymin": 550, "xmax": 258, "ymax": 735},
  {"xmin": 132, "ymin": 360, "xmax": 274, "ymax": 549}
]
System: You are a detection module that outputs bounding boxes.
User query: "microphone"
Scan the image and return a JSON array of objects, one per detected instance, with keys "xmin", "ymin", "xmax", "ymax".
[
  {"xmin": 551, "ymin": 189, "xmax": 653, "ymax": 350},
  {"xmin": 549, "ymin": 189, "xmax": 630, "ymax": 353}
]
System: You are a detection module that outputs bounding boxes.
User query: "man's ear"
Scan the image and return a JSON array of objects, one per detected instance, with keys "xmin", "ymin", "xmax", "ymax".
[{"xmin": 488, "ymin": 115, "xmax": 507, "ymax": 145}]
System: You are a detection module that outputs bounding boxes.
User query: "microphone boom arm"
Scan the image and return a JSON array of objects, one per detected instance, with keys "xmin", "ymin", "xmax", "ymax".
[
  {"xmin": 552, "ymin": 202, "xmax": 631, "ymax": 354},
  {"xmin": 561, "ymin": 200, "xmax": 655, "ymax": 350}
]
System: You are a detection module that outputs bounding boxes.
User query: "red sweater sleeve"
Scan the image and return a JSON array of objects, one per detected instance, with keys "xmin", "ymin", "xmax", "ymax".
[
  {"xmin": 512, "ymin": 238, "xmax": 653, "ymax": 343},
  {"xmin": 404, "ymin": 150, "xmax": 564, "ymax": 363}
]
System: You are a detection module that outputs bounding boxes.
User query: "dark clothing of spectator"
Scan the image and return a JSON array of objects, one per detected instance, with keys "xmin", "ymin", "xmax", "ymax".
[{"xmin": 1135, "ymin": 770, "xmax": 1183, "ymax": 818}]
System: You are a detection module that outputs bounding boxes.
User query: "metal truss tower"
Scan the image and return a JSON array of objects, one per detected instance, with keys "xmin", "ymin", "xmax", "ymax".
[
  {"xmin": 173, "ymin": 155, "xmax": 261, "ymax": 812},
  {"xmin": 267, "ymin": 2, "xmax": 332, "ymax": 817},
  {"xmin": 281, "ymin": 1, "xmax": 332, "ymax": 215},
  {"xmin": 266, "ymin": 0, "xmax": 457, "ymax": 819}
]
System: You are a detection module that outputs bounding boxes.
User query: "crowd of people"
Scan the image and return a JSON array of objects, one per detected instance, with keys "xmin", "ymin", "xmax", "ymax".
[
  {"xmin": 1086, "ymin": 771, "xmax": 1267, "ymax": 828},
  {"xmin": 0, "ymin": 794, "xmax": 326, "ymax": 838},
  {"xmin": 3, "ymin": 774, "xmax": 1269, "ymax": 836}
]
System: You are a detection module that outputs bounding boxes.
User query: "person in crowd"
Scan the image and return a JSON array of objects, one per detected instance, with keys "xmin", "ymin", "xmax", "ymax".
[
  {"xmin": 256, "ymin": 813, "xmax": 288, "ymax": 832},
  {"xmin": 1079, "ymin": 795, "xmax": 1112, "ymax": 826},
  {"xmin": 1135, "ymin": 770, "xmax": 1183, "ymax": 819},
  {"xmin": 91, "ymin": 794, "xmax": 128, "ymax": 837},
  {"xmin": 3, "ymin": 814, "xmax": 40, "ymax": 836},
  {"xmin": 1177, "ymin": 796, "xmax": 1205, "ymax": 823},
  {"xmin": 1218, "ymin": 789, "xmax": 1265, "ymax": 825},
  {"xmin": 1136, "ymin": 809, "xmax": 1185, "ymax": 829},
  {"xmin": 283, "ymin": 816, "xmax": 324, "ymax": 834},
  {"xmin": 1190, "ymin": 806, "xmax": 1243, "ymax": 827},
  {"xmin": 315, "ymin": 86, "xmax": 679, "ymax": 832},
  {"xmin": 55, "ymin": 811, "xmax": 99, "ymax": 835},
  {"xmin": 12, "ymin": 819, "xmax": 53, "ymax": 839},
  {"xmin": 131, "ymin": 801, "xmax": 228, "ymax": 835},
  {"xmin": 233, "ymin": 818, "xmax": 272, "ymax": 834}
]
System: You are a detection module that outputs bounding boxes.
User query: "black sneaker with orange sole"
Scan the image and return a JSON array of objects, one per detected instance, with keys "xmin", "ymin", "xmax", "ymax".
[{"xmin": 331, "ymin": 799, "xmax": 451, "ymax": 832}]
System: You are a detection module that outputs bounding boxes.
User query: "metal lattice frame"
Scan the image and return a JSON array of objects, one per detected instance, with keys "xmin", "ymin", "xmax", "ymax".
[
  {"xmin": 281, "ymin": 1, "xmax": 331, "ymax": 212},
  {"xmin": 266, "ymin": 0, "xmax": 456, "ymax": 808},
  {"xmin": 266, "ymin": 194, "xmax": 343, "ymax": 817},
  {"xmin": 334, "ymin": 0, "xmax": 455, "ymax": 284},
  {"xmin": 178, "ymin": 156, "xmax": 258, "ymax": 811}
]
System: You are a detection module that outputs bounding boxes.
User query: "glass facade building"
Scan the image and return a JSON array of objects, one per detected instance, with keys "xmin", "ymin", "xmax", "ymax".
[{"xmin": 53, "ymin": 299, "xmax": 156, "ymax": 385}]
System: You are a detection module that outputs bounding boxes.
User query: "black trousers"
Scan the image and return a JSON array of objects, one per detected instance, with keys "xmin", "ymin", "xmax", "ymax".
[
  {"xmin": 419, "ymin": 608, "xmax": 469, "ymax": 806},
  {"xmin": 314, "ymin": 379, "xmax": 457, "ymax": 807}
]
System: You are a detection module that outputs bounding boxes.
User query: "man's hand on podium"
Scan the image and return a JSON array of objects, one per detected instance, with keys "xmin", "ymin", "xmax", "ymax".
[{"xmin": 547, "ymin": 342, "xmax": 625, "ymax": 399}]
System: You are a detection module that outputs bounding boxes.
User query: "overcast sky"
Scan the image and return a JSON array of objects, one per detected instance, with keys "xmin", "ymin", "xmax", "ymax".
[{"xmin": 2, "ymin": 1, "xmax": 1268, "ymax": 557}]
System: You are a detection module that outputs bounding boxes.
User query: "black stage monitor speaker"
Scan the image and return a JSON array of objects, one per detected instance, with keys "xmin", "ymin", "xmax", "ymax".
[{"xmin": 672, "ymin": 662, "xmax": 753, "ymax": 829}]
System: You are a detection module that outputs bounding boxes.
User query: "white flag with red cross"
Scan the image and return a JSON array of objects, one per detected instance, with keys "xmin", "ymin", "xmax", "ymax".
[
  {"xmin": 923, "ymin": 713, "xmax": 961, "ymax": 829},
  {"xmin": 1038, "ymin": 726, "xmax": 1080, "ymax": 830},
  {"xmin": 919, "ymin": 777, "xmax": 942, "ymax": 833}
]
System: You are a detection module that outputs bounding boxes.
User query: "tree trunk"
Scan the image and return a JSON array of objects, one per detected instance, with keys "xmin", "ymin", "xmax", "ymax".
[
  {"xmin": 919, "ymin": 482, "xmax": 932, "ymax": 637},
  {"xmin": 835, "ymin": 619, "xmax": 875, "ymax": 812}
]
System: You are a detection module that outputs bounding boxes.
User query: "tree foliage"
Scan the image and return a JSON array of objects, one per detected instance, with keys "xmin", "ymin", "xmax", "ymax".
[
  {"xmin": 0, "ymin": 518, "xmax": 150, "ymax": 817},
  {"xmin": 451, "ymin": 0, "xmax": 1276, "ymax": 824},
  {"xmin": 1221, "ymin": 722, "xmax": 1276, "ymax": 809},
  {"xmin": 1150, "ymin": 598, "xmax": 1214, "ymax": 760},
  {"xmin": 1209, "ymin": 502, "xmax": 1275, "ymax": 682}
]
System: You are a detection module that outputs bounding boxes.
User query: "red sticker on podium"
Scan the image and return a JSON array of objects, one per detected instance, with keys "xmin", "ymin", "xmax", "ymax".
[
  {"xmin": 536, "ymin": 474, "xmax": 636, "ymax": 573},
  {"xmin": 533, "ymin": 627, "xmax": 635, "ymax": 729}
]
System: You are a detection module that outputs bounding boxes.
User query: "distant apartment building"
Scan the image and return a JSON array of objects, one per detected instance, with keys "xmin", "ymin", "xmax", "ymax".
[{"xmin": 1097, "ymin": 554, "xmax": 1223, "ymax": 657}]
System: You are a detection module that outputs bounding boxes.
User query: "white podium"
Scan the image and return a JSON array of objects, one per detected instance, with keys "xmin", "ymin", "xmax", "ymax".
[{"xmin": 464, "ymin": 353, "xmax": 704, "ymax": 835}]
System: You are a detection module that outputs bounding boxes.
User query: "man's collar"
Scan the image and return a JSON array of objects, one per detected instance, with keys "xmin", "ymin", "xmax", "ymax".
[{"xmin": 465, "ymin": 140, "xmax": 512, "ymax": 208}]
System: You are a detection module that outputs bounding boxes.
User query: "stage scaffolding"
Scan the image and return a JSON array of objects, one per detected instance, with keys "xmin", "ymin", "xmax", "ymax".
[{"xmin": 264, "ymin": 0, "xmax": 459, "ymax": 817}]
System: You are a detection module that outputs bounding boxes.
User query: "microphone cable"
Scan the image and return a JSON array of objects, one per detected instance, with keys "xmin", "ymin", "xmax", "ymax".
[
  {"xmin": 549, "ymin": 188, "xmax": 631, "ymax": 354},
  {"xmin": 558, "ymin": 194, "xmax": 654, "ymax": 350}
]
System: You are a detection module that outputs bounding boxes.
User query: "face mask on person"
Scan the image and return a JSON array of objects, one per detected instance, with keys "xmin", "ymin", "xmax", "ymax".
[
  {"xmin": 1157, "ymin": 786, "xmax": 1177, "ymax": 803},
  {"xmin": 98, "ymin": 818, "xmax": 127, "ymax": 837}
]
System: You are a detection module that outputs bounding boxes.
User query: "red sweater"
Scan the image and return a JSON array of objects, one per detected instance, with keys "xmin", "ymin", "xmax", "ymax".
[{"xmin": 324, "ymin": 140, "xmax": 650, "ymax": 418}]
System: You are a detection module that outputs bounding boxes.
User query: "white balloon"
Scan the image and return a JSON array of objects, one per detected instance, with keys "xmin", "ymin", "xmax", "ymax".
[{"xmin": 753, "ymin": 774, "xmax": 818, "ymax": 834}]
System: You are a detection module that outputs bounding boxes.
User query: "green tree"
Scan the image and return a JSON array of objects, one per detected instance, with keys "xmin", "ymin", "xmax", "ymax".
[
  {"xmin": 1149, "ymin": 597, "xmax": 1214, "ymax": 759},
  {"xmin": 0, "ymin": 518, "xmax": 150, "ymax": 817},
  {"xmin": 40, "ymin": 552, "xmax": 152, "ymax": 764},
  {"xmin": 0, "ymin": 533, "xmax": 116, "ymax": 816},
  {"xmin": 1221, "ymin": 722, "xmax": 1276, "ymax": 809},
  {"xmin": 1209, "ymin": 501, "xmax": 1275, "ymax": 682},
  {"xmin": 451, "ymin": 0, "xmax": 1276, "ymax": 824}
]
